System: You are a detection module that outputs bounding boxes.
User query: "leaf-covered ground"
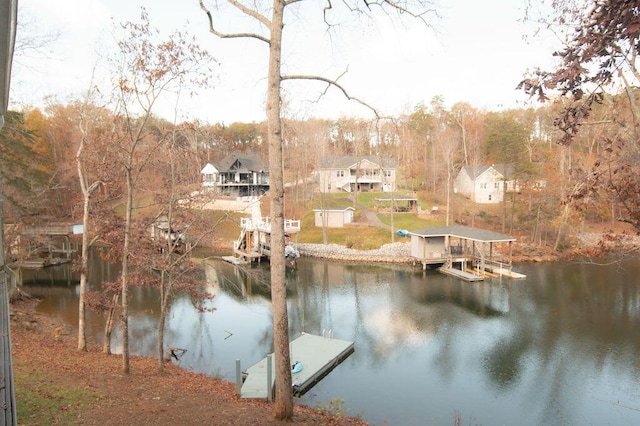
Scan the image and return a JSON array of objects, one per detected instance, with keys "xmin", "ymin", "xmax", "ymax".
[{"xmin": 9, "ymin": 298, "xmax": 367, "ymax": 425}]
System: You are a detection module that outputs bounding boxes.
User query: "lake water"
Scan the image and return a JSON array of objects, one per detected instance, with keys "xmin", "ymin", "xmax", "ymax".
[{"xmin": 20, "ymin": 253, "xmax": 640, "ymax": 425}]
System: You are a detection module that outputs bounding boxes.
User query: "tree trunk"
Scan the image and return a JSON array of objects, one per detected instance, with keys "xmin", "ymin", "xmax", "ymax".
[
  {"xmin": 77, "ymin": 194, "xmax": 90, "ymax": 351},
  {"xmin": 158, "ymin": 270, "xmax": 167, "ymax": 373},
  {"xmin": 121, "ymin": 166, "xmax": 133, "ymax": 374},
  {"xmin": 103, "ymin": 293, "xmax": 119, "ymax": 354},
  {"xmin": 268, "ymin": 0, "xmax": 293, "ymax": 419}
]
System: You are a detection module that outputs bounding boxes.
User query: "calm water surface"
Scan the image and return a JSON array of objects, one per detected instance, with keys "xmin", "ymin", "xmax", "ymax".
[{"xmin": 21, "ymin": 253, "xmax": 640, "ymax": 425}]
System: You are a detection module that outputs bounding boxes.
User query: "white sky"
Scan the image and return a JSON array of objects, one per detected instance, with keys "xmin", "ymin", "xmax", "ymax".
[{"xmin": 10, "ymin": 0, "xmax": 561, "ymax": 124}]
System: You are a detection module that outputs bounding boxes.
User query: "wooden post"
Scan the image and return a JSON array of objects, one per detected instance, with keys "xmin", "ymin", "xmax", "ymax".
[
  {"xmin": 235, "ymin": 359, "xmax": 242, "ymax": 395},
  {"xmin": 266, "ymin": 354, "xmax": 273, "ymax": 402}
]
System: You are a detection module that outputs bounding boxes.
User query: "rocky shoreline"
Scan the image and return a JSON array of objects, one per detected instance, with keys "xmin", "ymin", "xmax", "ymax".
[{"xmin": 296, "ymin": 242, "xmax": 415, "ymax": 264}]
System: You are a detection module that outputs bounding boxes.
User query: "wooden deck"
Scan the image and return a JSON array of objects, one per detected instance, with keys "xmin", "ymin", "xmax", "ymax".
[{"xmin": 240, "ymin": 333, "xmax": 354, "ymax": 399}]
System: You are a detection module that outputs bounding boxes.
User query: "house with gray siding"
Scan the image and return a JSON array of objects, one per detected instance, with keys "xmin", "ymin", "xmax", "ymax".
[{"xmin": 318, "ymin": 155, "xmax": 396, "ymax": 193}]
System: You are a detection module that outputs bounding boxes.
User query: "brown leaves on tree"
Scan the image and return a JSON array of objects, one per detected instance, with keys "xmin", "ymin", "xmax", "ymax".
[{"xmin": 520, "ymin": 0, "xmax": 640, "ymax": 230}]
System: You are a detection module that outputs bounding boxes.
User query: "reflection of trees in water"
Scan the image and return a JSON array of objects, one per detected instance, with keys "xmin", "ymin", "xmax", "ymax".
[{"xmin": 25, "ymin": 254, "xmax": 640, "ymax": 417}]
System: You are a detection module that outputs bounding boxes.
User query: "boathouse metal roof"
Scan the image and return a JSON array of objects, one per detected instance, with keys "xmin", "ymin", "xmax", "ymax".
[{"xmin": 409, "ymin": 225, "xmax": 516, "ymax": 243}]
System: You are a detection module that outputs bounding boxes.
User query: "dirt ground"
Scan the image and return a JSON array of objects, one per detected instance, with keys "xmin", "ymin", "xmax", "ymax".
[{"xmin": 9, "ymin": 297, "xmax": 367, "ymax": 426}]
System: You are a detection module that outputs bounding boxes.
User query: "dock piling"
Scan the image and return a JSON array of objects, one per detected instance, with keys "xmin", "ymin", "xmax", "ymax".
[
  {"xmin": 266, "ymin": 354, "xmax": 273, "ymax": 402},
  {"xmin": 235, "ymin": 359, "xmax": 241, "ymax": 395}
]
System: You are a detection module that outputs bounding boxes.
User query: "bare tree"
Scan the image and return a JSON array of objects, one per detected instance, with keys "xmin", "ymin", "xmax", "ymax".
[
  {"xmin": 75, "ymin": 99, "xmax": 111, "ymax": 351},
  {"xmin": 106, "ymin": 8, "xmax": 212, "ymax": 373},
  {"xmin": 199, "ymin": 0, "xmax": 436, "ymax": 419}
]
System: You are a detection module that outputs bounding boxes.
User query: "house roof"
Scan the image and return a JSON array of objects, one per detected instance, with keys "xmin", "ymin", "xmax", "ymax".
[
  {"xmin": 461, "ymin": 164, "xmax": 515, "ymax": 180},
  {"xmin": 319, "ymin": 155, "xmax": 395, "ymax": 169},
  {"xmin": 409, "ymin": 225, "xmax": 516, "ymax": 243},
  {"xmin": 215, "ymin": 152, "xmax": 267, "ymax": 173},
  {"xmin": 312, "ymin": 207, "xmax": 355, "ymax": 212},
  {"xmin": 200, "ymin": 163, "xmax": 219, "ymax": 174}
]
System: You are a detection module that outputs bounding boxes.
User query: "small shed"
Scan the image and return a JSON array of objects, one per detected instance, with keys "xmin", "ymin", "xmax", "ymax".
[{"xmin": 313, "ymin": 207, "xmax": 355, "ymax": 228}]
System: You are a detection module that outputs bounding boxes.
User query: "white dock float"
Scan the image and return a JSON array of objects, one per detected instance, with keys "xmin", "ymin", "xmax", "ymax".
[
  {"xmin": 439, "ymin": 266, "xmax": 484, "ymax": 281},
  {"xmin": 486, "ymin": 266, "xmax": 527, "ymax": 279},
  {"xmin": 221, "ymin": 255, "xmax": 248, "ymax": 265},
  {"xmin": 239, "ymin": 333, "xmax": 354, "ymax": 399}
]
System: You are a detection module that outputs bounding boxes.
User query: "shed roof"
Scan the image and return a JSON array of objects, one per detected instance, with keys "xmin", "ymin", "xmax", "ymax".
[
  {"xmin": 409, "ymin": 225, "xmax": 516, "ymax": 243},
  {"xmin": 312, "ymin": 207, "xmax": 355, "ymax": 212}
]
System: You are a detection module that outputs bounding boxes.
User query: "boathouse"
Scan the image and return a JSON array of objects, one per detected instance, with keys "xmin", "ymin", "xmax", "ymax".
[
  {"xmin": 10, "ymin": 223, "xmax": 81, "ymax": 268},
  {"xmin": 231, "ymin": 217, "xmax": 301, "ymax": 265},
  {"xmin": 409, "ymin": 225, "xmax": 523, "ymax": 280}
]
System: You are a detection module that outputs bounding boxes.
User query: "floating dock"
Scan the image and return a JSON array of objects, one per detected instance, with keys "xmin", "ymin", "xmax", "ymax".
[
  {"xmin": 239, "ymin": 333, "xmax": 354, "ymax": 399},
  {"xmin": 221, "ymin": 255, "xmax": 248, "ymax": 265},
  {"xmin": 485, "ymin": 265, "xmax": 527, "ymax": 279},
  {"xmin": 439, "ymin": 266, "xmax": 484, "ymax": 282}
]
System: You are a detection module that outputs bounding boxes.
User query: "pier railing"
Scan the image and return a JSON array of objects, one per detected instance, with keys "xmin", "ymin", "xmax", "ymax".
[{"xmin": 240, "ymin": 217, "xmax": 301, "ymax": 233}]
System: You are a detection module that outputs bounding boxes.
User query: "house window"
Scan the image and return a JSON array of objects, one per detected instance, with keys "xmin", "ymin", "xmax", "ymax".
[
  {"xmin": 384, "ymin": 170, "xmax": 392, "ymax": 177},
  {"xmin": 494, "ymin": 182, "xmax": 501, "ymax": 189},
  {"xmin": 480, "ymin": 183, "xmax": 487, "ymax": 189},
  {"xmin": 488, "ymin": 194, "xmax": 492, "ymax": 201},
  {"xmin": 336, "ymin": 170, "xmax": 344, "ymax": 177}
]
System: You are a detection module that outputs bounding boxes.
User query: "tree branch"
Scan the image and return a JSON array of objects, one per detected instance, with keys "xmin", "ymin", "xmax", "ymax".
[
  {"xmin": 198, "ymin": 0, "xmax": 270, "ymax": 44},
  {"xmin": 281, "ymin": 72, "xmax": 380, "ymax": 117}
]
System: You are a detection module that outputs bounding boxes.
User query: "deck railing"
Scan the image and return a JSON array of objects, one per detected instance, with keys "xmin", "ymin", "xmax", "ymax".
[
  {"xmin": 240, "ymin": 217, "xmax": 300, "ymax": 233},
  {"xmin": 0, "ymin": 270, "xmax": 17, "ymax": 425}
]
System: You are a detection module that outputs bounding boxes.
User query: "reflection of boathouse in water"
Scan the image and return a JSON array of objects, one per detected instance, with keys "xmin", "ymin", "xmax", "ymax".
[{"xmin": 409, "ymin": 225, "xmax": 526, "ymax": 281}]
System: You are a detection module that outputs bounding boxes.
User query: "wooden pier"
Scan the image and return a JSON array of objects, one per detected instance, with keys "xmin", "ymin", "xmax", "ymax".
[{"xmin": 239, "ymin": 333, "xmax": 354, "ymax": 399}]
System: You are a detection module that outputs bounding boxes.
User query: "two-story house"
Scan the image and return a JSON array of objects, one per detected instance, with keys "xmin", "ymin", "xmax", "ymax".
[
  {"xmin": 453, "ymin": 164, "xmax": 519, "ymax": 204},
  {"xmin": 201, "ymin": 152, "xmax": 269, "ymax": 197},
  {"xmin": 317, "ymin": 155, "xmax": 396, "ymax": 193}
]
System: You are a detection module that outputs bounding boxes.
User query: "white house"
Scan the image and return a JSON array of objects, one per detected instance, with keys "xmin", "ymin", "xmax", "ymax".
[
  {"xmin": 317, "ymin": 155, "xmax": 396, "ymax": 193},
  {"xmin": 200, "ymin": 163, "xmax": 219, "ymax": 188},
  {"xmin": 313, "ymin": 207, "xmax": 355, "ymax": 228},
  {"xmin": 200, "ymin": 152, "xmax": 269, "ymax": 197},
  {"xmin": 453, "ymin": 164, "xmax": 519, "ymax": 204}
]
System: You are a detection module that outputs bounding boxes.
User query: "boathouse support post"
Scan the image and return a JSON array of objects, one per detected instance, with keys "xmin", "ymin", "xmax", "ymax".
[
  {"xmin": 235, "ymin": 359, "xmax": 242, "ymax": 395},
  {"xmin": 509, "ymin": 241, "xmax": 513, "ymax": 272}
]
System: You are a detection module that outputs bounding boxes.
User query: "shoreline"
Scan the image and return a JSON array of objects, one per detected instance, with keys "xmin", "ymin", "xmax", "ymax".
[{"xmin": 9, "ymin": 297, "xmax": 368, "ymax": 425}]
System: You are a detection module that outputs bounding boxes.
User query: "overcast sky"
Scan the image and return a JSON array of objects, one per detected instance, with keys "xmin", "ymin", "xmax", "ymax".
[{"xmin": 10, "ymin": 0, "xmax": 561, "ymax": 124}]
